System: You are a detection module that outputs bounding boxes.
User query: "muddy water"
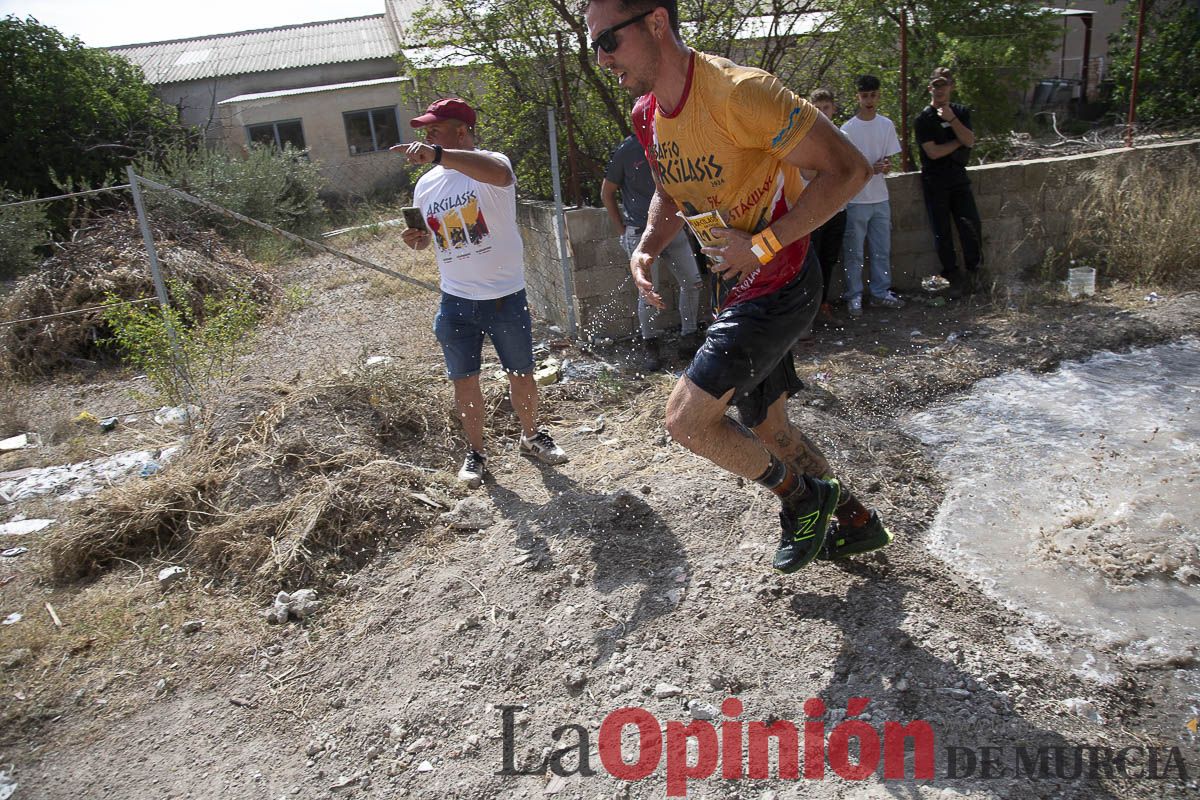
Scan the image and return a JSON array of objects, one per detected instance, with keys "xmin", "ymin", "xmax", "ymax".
[{"xmin": 906, "ymin": 339, "xmax": 1200, "ymax": 687}]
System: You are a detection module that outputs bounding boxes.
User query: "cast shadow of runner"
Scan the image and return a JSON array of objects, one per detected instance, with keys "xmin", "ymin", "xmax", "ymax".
[
  {"xmin": 792, "ymin": 558, "xmax": 1123, "ymax": 800},
  {"xmin": 486, "ymin": 460, "xmax": 691, "ymax": 667}
]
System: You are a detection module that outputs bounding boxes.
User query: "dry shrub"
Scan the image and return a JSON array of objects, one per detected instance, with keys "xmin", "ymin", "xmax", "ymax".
[
  {"xmin": 0, "ymin": 210, "xmax": 277, "ymax": 374},
  {"xmin": 1070, "ymin": 150, "xmax": 1200, "ymax": 288},
  {"xmin": 45, "ymin": 366, "xmax": 457, "ymax": 588}
]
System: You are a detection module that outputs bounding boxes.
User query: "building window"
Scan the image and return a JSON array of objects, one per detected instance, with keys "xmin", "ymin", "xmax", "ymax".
[
  {"xmin": 344, "ymin": 107, "xmax": 401, "ymax": 155},
  {"xmin": 247, "ymin": 119, "xmax": 306, "ymax": 150}
]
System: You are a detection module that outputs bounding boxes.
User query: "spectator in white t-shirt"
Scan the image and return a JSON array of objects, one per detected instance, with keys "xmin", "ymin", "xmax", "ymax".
[
  {"xmin": 395, "ymin": 98, "xmax": 567, "ymax": 489},
  {"xmin": 840, "ymin": 75, "xmax": 904, "ymax": 317}
]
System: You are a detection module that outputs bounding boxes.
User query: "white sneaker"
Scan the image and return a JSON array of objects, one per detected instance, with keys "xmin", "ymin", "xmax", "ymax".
[
  {"xmin": 457, "ymin": 450, "xmax": 486, "ymax": 488},
  {"xmin": 519, "ymin": 430, "xmax": 568, "ymax": 464},
  {"xmin": 872, "ymin": 291, "xmax": 905, "ymax": 309},
  {"xmin": 847, "ymin": 296, "xmax": 863, "ymax": 317}
]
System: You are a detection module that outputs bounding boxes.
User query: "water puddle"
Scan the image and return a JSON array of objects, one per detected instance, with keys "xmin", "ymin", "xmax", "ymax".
[{"xmin": 906, "ymin": 339, "xmax": 1200, "ymax": 683}]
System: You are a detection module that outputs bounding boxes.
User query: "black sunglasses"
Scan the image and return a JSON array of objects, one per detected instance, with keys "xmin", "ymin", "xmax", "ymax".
[{"xmin": 590, "ymin": 9, "xmax": 654, "ymax": 55}]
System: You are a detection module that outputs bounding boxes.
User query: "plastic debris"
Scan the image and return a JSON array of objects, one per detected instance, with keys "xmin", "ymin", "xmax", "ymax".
[
  {"xmin": 533, "ymin": 358, "xmax": 561, "ymax": 387},
  {"xmin": 140, "ymin": 461, "xmax": 162, "ymax": 478},
  {"xmin": 0, "ymin": 769, "xmax": 16, "ymax": 800},
  {"xmin": 0, "ymin": 519, "xmax": 55, "ymax": 536},
  {"xmin": 2, "ymin": 613, "xmax": 21, "ymax": 626},
  {"xmin": 99, "ymin": 417, "xmax": 119, "ymax": 432},
  {"xmin": 153, "ymin": 405, "xmax": 200, "ymax": 428},
  {"xmin": 0, "ymin": 434, "xmax": 29, "ymax": 451},
  {"xmin": 0, "ymin": 451, "xmax": 156, "ymax": 503},
  {"xmin": 365, "ymin": 356, "xmax": 394, "ymax": 367},
  {"xmin": 73, "ymin": 411, "xmax": 98, "ymax": 426},
  {"xmin": 1, "ymin": 547, "xmax": 28, "ymax": 558},
  {"xmin": 157, "ymin": 565, "xmax": 186, "ymax": 591},
  {"xmin": 921, "ymin": 274, "xmax": 951, "ymax": 292},
  {"xmin": 576, "ymin": 415, "xmax": 606, "ymax": 434}
]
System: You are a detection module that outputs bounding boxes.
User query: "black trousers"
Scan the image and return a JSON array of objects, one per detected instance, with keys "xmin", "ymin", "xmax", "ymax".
[
  {"xmin": 810, "ymin": 208, "xmax": 847, "ymax": 303},
  {"xmin": 921, "ymin": 179, "xmax": 982, "ymax": 276}
]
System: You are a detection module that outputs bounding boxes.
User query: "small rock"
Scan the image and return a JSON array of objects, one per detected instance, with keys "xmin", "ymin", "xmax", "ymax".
[
  {"xmin": 157, "ymin": 565, "xmax": 185, "ymax": 591},
  {"xmin": 1062, "ymin": 697, "xmax": 1104, "ymax": 724},
  {"xmin": 365, "ymin": 745, "xmax": 381, "ymax": 761},
  {"xmin": 565, "ymin": 671, "xmax": 587, "ymax": 691},
  {"xmin": 288, "ymin": 589, "xmax": 320, "ymax": 620},
  {"xmin": 155, "ymin": 678, "xmax": 168, "ymax": 697},
  {"xmin": 180, "ymin": 620, "xmax": 204, "ymax": 634},
  {"xmin": 465, "ymin": 734, "xmax": 481, "ymax": 750},
  {"xmin": 306, "ymin": 741, "xmax": 324, "ymax": 757},
  {"xmin": 688, "ymin": 700, "xmax": 719, "ymax": 721},
  {"xmin": 440, "ymin": 497, "xmax": 495, "ymax": 530},
  {"xmin": 416, "ymin": 760, "xmax": 434, "ymax": 773},
  {"xmin": 3, "ymin": 648, "xmax": 32, "ymax": 670},
  {"xmin": 406, "ymin": 737, "xmax": 432, "ymax": 754},
  {"xmin": 935, "ymin": 687, "xmax": 971, "ymax": 700},
  {"xmin": 894, "ymin": 678, "xmax": 909, "ymax": 692},
  {"xmin": 653, "ymin": 683, "xmax": 683, "ymax": 699}
]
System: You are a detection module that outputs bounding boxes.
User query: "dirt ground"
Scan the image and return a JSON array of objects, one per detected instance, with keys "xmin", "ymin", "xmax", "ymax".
[{"xmin": 1, "ymin": 232, "xmax": 1198, "ymax": 800}]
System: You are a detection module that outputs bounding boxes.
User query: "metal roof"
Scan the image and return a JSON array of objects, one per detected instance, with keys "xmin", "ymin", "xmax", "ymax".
[
  {"xmin": 218, "ymin": 76, "xmax": 409, "ymax": 105},
  {"xmin": 109, "ymin": 15, "xmax": 400, "ymax": 84}
]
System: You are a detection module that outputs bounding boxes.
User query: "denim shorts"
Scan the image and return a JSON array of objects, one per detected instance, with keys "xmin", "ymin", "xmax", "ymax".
[
  {"xmin": 685, "ymin": 248, "xmax": 821, "ymax": 427},
  {"xmin": 433, "ymin": 289, "xmax": 535, "ymax": 380}
]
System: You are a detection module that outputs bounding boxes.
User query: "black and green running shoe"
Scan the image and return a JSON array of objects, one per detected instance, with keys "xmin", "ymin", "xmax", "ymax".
[
  {"xmin": 773, "ymin": 476, "xmax": 840, "ymax": 574},
  {"xmin": 821, "ymin": 511, "xmax": 893, "ymax": 560}
]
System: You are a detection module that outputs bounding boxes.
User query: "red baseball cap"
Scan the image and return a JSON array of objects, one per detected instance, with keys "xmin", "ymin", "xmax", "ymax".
[{"xmin": 410, "ymin": 98, "xmax": 477, "ymax": 128}]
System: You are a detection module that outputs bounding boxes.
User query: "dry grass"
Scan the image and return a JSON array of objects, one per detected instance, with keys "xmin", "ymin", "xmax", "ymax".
[
  {"xmin": 1069, "ymin": 150, "xmax": 1200, "ymax": 288},
  {"xmin": 43, "ymin": 362, "xmax": 459, "ymax": 589},
  {"xmin": 0, "ymin": 212, "xmax": 278, "ymax": 375},
  {"xmin": 0, "ymin": 572, "xmax": 260, "ymax": 748}
]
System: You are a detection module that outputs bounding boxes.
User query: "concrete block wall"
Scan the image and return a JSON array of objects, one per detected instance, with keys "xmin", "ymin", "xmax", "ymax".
[{"xmin": 519, "ymin": 139, "xmax": 1200, "ymax": 339}]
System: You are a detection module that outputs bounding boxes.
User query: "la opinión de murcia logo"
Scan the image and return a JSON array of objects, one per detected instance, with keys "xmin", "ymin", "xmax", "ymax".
[{"xmin": 497, "ymin": 699, "xmax": 1191, "ymax": 797}]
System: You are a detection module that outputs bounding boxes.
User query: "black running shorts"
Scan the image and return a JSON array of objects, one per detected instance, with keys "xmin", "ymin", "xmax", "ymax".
[{"xmin": 685, "ymin": 248, "xmax": 821, "ymax": 428}]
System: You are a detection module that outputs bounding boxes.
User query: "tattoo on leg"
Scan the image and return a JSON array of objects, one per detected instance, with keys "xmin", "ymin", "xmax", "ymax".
[{"xmin": 771, "ymin": 429, "xmax": 829, "ymax": 477}]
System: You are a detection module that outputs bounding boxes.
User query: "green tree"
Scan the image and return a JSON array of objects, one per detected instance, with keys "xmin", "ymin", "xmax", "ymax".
[
  {"xmin": 0, "ymin": 15, "xmax": 183, "ymax": 201},
  {"xmin": 1108, "ymin": 0, "xmax": 1200, "ymax": 123},
  {"xmin": 824, "ymin": 0, "xmax": 1060, "ymax": 145},
  {"xmin": 404, "ymin": 0, "xmax": 1057, "ymax": 198},
  {"xmin": 404, "ymin": 0, "xmax": 831, "ymax": 203}
]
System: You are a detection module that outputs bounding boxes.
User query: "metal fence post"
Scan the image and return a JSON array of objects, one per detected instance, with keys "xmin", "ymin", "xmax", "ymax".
[
  {"xmin": 547, "ymin": 107, "xmax": 579, "ymax": 338},
  {"xmin": 125, "ymin": 166, "xmax": 195, "ymax": 403}
]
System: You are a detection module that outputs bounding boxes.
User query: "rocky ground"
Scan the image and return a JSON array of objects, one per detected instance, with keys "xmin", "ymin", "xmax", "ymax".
[{"xmin": 1, "ymin": 232, "xmax": 1198, "ymax": 800}]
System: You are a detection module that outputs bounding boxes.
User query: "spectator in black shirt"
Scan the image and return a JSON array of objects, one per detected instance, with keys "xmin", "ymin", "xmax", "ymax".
[{"xmin": 914, "ymin": 67, "xmax": 983, "ymax": 295}]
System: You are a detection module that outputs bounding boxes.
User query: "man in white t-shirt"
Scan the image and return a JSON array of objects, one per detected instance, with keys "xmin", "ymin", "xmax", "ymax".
[
  {"xmin": 395, "ymin": 98, "xmax": 567, "ymax": 488},
  {"xmin": 840, "ymin": 74, "xmax": 903, "ymax": 317}
]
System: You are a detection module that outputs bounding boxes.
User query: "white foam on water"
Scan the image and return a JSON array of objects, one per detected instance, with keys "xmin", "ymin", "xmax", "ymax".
[{"xmin": 907, "ymin": 339, "xmax": 1200, "ymax": 680}]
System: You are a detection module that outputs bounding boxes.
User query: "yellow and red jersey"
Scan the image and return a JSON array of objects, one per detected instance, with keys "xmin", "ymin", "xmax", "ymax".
[{"xmin": 634, "ymin": 51, "xmax": 819, "ymax": 309}]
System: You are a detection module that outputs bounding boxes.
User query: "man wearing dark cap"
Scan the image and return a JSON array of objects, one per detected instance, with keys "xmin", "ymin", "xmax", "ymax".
[
  {"xmin": 914, "ymin": 67, "xmax": 983, "ymax": 295},
  {"xmin": 393, "ymin": 98, "xmax": 567, "ymax": 488}
]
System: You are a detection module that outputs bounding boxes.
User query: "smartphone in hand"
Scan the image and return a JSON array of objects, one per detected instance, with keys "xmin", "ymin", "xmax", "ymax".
[{"xmin": 402, "ymin": 206, "xmax": 428, "ymax": 232}]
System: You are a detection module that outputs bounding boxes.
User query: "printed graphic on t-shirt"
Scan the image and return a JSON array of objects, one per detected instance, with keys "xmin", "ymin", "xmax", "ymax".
[
  {"xmin": 428, "ymin": 214, "xmax": 447, "ymax": 249},
  {"xmin": 427, "ymin": 191, "xmax": 492, "ymax": 257}
]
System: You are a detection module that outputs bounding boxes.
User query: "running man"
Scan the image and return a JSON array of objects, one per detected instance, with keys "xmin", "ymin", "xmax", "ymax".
[{"xmin": 583, "ymin": 0, "xmax": 894, "ymax": 571}]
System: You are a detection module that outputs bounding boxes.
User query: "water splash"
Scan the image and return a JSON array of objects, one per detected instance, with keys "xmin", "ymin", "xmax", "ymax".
[{"xmin": 906, "ymin": 339, "xmax": 1200, "ymax": 677}]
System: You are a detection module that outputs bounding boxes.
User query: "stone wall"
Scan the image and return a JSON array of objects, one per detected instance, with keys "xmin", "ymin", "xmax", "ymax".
[{"xmin": 519, "ymin": 139, "xmax": 1200, "ymax": 339}]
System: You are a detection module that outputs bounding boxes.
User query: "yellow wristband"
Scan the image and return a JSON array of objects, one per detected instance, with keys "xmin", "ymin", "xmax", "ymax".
[
  {"xmin": 748, "ymin": 232, "xmax": 777, "ymax": 267},
  {"xmin": 759, "ymin": 227, "xmax": 784, "ymax": 253}
]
